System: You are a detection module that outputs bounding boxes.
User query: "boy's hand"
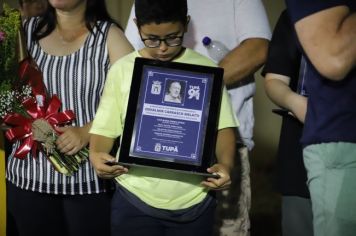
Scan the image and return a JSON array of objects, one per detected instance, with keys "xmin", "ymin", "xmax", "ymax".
[
  {"xmin": 201, "ymin": 163, "xmax": 232, "ymax": 190},
  {"xmin": 89, "ymin": 151, "xmax": 128, "ymax": 179}
]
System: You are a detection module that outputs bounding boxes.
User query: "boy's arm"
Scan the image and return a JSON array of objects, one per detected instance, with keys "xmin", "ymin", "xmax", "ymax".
[
  {"xmin": 201, "ymin": 127, "xmax": 236, "ymax": 190},
  {"xmin": 264, "ymin": 73, "xmax": 307, "ymax": 123},
  {"xmin": 107, "ymin": 25, "xmax": 134, "ymax": 65},
  {"xmin": 293, "ymin": 5, "xmax": 356, "ymax": 80},
  {"xmin": 89, "ymin": 134, "xmax": 128, "ymax": 179},
  {"xmin": 262, "ymin": 10, "xmax": 307, "ymax": 122}
]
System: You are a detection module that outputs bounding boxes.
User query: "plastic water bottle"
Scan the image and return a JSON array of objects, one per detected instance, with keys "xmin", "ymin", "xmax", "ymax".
[{"xmin": 202, "ymin": 36, "xmax": 229, "ymax": 63}]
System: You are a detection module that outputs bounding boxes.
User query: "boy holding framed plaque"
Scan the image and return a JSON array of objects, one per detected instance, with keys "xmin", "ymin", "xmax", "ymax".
[{"xmin": 89, "ymin": 0, "xmax": 238, "ymax": 235}]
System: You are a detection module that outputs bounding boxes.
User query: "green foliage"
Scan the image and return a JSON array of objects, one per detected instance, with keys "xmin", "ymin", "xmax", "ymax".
[
  {"xmin": 0, "ymin": 3, "xmax": 21, "ymax": 86},
  {"xmin": 0, "ymin": 4, "xmax": 23, "ymax": 120}
]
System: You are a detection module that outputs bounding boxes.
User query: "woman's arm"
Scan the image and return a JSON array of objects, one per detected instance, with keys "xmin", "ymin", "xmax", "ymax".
[{"xmin": 107, "ymin": 25, "xmax": 134, "ymax": 65}]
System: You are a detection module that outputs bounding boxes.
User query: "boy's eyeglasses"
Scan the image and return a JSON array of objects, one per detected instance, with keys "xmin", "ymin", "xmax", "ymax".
[{"xmin": 139, "ymin": 32, "xmax": 184, "ymax": 48}]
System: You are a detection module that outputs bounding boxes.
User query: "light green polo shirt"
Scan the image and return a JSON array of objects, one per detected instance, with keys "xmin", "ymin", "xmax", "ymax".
[{"xmin": 91, "ymin": 49, "xmax": 238, "ymax": 210}]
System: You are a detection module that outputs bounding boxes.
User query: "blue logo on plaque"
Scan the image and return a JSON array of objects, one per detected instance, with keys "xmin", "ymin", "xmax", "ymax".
[{"xmin": 188, "ymin": 85, "xmax": 200, "ymax": 100}]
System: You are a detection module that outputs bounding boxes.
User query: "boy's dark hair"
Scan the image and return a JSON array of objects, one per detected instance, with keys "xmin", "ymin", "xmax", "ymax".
[
  {"xmin": 135, "ymin": 0, "xmax": 188, "ymax": 28},
  {"xmin": 33, "ymin": 0, "xmax": 121, "ymax": 40}
]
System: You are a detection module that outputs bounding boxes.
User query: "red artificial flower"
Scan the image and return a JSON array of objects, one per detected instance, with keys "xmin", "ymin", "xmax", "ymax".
[{"xmin": 4, "ymin": 95, "xmax": 75, "ymax": 159}]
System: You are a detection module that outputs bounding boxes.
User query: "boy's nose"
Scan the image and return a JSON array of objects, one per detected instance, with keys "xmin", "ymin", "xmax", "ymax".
[{"xmin": 159, "ymin": 41, "xmax": 169, "ymax": 51}]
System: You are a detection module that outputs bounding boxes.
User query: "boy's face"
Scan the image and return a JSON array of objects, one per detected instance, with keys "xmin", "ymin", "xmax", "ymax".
[{"xmin": 138, "ymin": 21, "xmax": 186, "ymax": 61}]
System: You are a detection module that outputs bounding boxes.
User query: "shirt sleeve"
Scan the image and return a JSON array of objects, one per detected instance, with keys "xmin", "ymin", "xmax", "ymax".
[
  {"xmin": 90, "ymin": 63, "xmax": 124, "ymax": 138},
  {"xmin": 218, "ymin": 86, "xmax": 239, "ymax": 130},
  {"xmin": 235, "ymin": 0, "xmax": 272, "ymax": 43},
  {"xmin": 286, "ymin": 0, "xmax": 348, "ymax": 23},
  {"xmin": 261, "ymin": 10, "xmax": 301, "ymax": 79}
]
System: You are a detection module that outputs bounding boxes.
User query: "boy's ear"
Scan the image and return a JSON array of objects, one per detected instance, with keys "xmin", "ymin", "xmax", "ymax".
[{"xmin": 184, "ymin": 16, "xmax": 191, "ymax": 32}]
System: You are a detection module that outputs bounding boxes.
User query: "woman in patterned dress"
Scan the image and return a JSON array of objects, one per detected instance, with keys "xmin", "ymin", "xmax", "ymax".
[{"xmin": 6, "ymin": 1, "xmax": 133, "ymax": 235}]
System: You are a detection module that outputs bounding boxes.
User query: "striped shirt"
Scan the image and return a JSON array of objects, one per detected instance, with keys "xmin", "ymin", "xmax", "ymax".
[{"xmin": 6, "ymin": 17, "xmax": 112, "ymax": 195}]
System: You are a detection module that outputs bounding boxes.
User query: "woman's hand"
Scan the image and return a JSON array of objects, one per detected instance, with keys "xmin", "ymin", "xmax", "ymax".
[
  {"xmin": 56, "ymin": 125, "xmax": 90, "ymax": 155},
  {"xmin": 201, "ymin": 163, "xmax": 232, "ymax": 190},
  {"xmin": 89, "ymin": 151, "xmax": 128, "ymax": 179}
]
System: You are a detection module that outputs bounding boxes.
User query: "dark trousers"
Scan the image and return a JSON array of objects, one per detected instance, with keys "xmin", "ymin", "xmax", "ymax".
[
  {"xmin": 111, "ymin": 189, "xmax": 216, "ymax": 236},
  {"xmin": 6, "ymin": 182, "xmax": 111, "ymax": 236},
  {"xmin": 282, "ymin": 196, "xmax": 313, "ymax": 236}
]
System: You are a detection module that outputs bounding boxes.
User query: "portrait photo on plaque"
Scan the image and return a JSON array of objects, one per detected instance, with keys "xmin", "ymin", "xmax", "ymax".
[
  {"xmin": 163, "ymin": 80, "xmax": 186, "ymax": 104},
  {"xmin": 118, "ymin": 57, "xmax": 224, "ymax": 178}
]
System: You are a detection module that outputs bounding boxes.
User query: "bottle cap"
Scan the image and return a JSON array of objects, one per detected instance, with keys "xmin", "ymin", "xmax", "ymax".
[{"xmin": 202, "ymin": 36, "xmax": 211, "ymax": 46}]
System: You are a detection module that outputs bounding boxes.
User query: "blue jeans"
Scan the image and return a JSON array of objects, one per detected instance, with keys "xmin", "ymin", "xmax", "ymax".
[
  {"xmin": 304, "ymin": 142, "xmax": 356, "ymax": 236},
  {"xmin": 111, "ymin": 188, "xmax": 216, "ymax": 236}
]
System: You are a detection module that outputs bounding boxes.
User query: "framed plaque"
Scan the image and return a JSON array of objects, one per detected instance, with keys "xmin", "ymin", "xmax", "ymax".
[{"xmin": 118, "ymin": 57, "xmax": 224, "ymax": 178}]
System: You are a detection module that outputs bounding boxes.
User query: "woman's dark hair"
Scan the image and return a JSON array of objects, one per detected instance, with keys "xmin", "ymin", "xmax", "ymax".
[
  {"xmin": 135, "ymin": 0, "xmax": 188, "ymax": 28},
  {"xmin": 33, "ymin": 0, "xmax": 120, "ymax": 40}
]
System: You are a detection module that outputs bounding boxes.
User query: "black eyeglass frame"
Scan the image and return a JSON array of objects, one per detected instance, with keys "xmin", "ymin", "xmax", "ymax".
[{"xmin": 139, "ymin": 31, "xmax": 185, "ymax": 48}]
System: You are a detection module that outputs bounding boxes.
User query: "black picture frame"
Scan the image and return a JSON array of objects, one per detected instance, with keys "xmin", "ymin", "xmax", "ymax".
[{"xmin": 118, "ymin": 57, "xmax": 224, "ymax": 178}]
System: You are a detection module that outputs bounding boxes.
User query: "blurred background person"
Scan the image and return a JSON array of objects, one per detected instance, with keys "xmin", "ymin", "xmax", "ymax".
[
  {"xmin": 262, "ymin": 10, "xmax": 313, "ymax": 236},
  {"xmin": 19, "ymin": 0, "xmax": 48, "ymax": 19},
  {"xmin": 285, "ymin": 1, "xmax": 356, "ymax": 235}
]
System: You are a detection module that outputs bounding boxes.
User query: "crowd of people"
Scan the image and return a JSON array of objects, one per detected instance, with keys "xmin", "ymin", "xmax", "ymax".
[{"xmin": 1, "ymin": 0, "xmax": 355, "ymax": 236}]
